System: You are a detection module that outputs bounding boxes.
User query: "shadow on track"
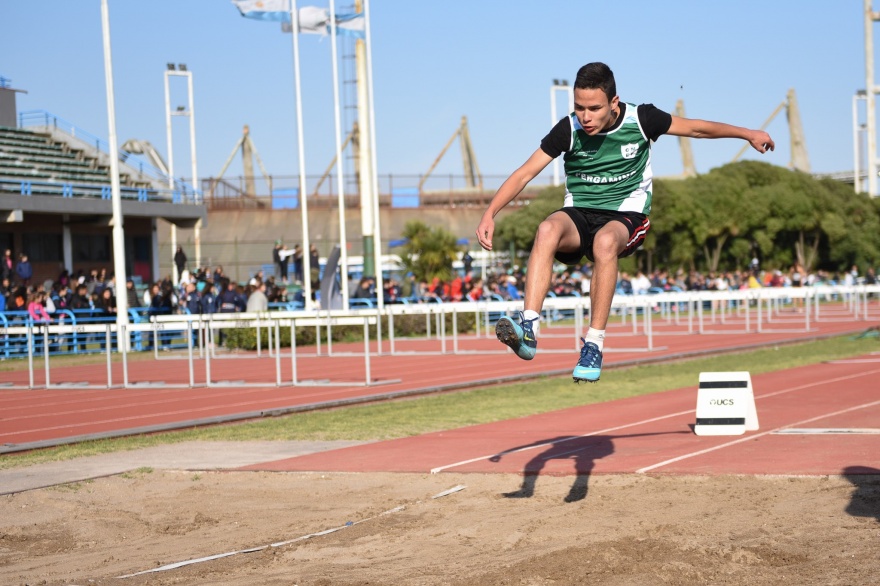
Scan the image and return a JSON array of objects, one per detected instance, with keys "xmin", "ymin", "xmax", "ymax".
[
  {"xmin": 843, "ymin": 465, "xmax": 880, "ymax": 522},
  {"xmin": 490, "ymin": 431, "xmax": 688, "ymax": 503}
]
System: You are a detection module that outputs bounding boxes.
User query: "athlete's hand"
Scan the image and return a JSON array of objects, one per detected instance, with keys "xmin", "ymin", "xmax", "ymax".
[
  {"xmin": 749, "ymin": 130, "xmax": 775, "ymax": 154},
  {"xmin": 476, "ymin": 214, "xmax": 494, "ymax": 251}
]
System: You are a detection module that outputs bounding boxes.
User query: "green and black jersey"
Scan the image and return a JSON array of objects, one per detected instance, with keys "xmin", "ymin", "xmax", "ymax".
[{"xmin": 540, "ymin": 103, "xmax": 672, "ymax": 215}]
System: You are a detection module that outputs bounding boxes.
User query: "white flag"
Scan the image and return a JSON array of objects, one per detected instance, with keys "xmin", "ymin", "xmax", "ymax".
[
  {"xmin": 278, "ymin": 6, "xmax": 365, "ymax": 38},
  {"xmin": 279, "ymin": 6, "xmax": 330, "ymax": 33}
]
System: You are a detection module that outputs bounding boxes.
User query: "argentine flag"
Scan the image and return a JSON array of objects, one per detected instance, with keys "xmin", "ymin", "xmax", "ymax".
[
  {"xmin": 231, "ymin": 0, "xmax": 290, "ymax": 22},
  {"xmin": 233, "ymin": 0, "xmax": 365, "ymax": 38}
]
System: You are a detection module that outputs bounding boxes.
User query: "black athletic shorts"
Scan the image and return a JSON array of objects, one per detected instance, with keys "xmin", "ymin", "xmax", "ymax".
[{"xmin": 553, "ymin": 207, "xmax": 651, "ymax": 264}]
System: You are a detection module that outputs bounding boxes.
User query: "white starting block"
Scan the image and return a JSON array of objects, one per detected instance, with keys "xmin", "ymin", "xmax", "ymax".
[{"xmin": 694, "ymin": 371, "xmax": 759, "ymax": 436}]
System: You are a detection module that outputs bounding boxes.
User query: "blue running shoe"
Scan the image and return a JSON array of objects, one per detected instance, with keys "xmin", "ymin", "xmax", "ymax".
[
  {"xmin": 572, "ymin": 338, "xmax": 602, "ymax": 382},
  {"xmin": 495, "ymin": 311, "xmax": 538, "ymax": 360}
]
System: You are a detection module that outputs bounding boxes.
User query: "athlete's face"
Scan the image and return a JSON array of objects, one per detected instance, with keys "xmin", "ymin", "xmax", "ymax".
[{"xmin": 573, "ymin": 88, "xmax": 619, "ymax": 135}]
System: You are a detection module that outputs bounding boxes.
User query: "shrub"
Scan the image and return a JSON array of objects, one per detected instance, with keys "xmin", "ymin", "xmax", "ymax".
[{"xmin": 223, "ymin": 311, "xmax": 477, "ymax": 351}]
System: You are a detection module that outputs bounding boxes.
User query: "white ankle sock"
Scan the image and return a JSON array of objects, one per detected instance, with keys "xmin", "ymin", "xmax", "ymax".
[
  {"xmin": 585, "ymin": 327, "xmax": 605, "ymax": 351},
  {"xmin": 523, "ymin": 310, "xmax": 540, "ymax": 337}
]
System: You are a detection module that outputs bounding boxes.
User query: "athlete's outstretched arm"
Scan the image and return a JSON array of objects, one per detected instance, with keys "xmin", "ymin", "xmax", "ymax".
[
  {"xmin": 476, "ymin": 148, "xmax": 553, "ymax": 251},
  {"xmin": 667, "ymin": 116, "xmax": 775, "ymax": 154}
]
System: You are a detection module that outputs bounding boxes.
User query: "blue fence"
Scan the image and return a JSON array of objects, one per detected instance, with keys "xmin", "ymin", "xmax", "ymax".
[
  {"xmin": 0, "ymin": 307, "xmax": 192, "ymax": 359},
  {"xmin": 0, "ymin": 178, "xmax": 193, "ymax": 205}
]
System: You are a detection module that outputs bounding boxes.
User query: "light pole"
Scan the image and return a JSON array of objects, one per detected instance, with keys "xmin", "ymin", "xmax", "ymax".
[
  {"xmin": 550, "ymin": 79, "xmax": 573, "ymax": 186},
  {"xmin": 864, "ymin": 0, "xmax": 880, "ymax": 196},
  {"xmin": 100, "ymin": 0, "xmax": 129, "ymax": 338},
  {"xmin": 854, "ymin": 90, "xmax": 868, "ymax": 193},
  {"xmin": 164, "ymin": 63, "xmax": 200, "ymax": 283}
]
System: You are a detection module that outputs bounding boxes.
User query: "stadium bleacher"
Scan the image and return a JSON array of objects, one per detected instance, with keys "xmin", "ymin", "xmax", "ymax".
[{"xmin": 0, "ymin": 125, "xmax": 151, "ymax": 193}]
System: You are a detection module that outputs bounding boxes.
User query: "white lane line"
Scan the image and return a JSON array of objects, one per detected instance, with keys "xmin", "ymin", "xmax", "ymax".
[
  {"xmin": 430, "ymin": 410, "xmax": 694, "ymax": 474},
  {"xmin": 635, "ymin": 399, "xmax": 880, "ymax": 474},
  {"xmin": 430, "ymin": 367, "xmax": 880, "ymax": 475},
  {"xmin": 773, "ymin": 428, "xmax": 880, "ymax": 434}
]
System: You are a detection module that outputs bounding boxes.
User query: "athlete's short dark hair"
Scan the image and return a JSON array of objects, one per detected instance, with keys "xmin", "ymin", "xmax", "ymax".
[{"xmin": 574, "ymin": 62, "xmax": 616, "ymax": 101}]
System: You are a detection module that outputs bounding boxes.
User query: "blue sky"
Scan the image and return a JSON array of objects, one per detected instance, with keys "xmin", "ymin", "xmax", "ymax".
[{"xmin": 1, "ymin": 1, "xmax": 868, "ymax": 189}]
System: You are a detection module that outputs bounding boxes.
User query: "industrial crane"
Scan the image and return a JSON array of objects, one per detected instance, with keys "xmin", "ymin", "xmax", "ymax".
[
  {"xmin": 419, "ymin": 116, "xmax": 482, "ymax": 192},
  {"xmin": 675, "ymin": 99, "xmax": 697, "ymax": 177},
  {"xmin": 208, "ymin": 125, "xmax": 272, "ymax": 201},
  {"xmin": 731, "ymin": 88, "xmax": 810, "ymax": 172}
]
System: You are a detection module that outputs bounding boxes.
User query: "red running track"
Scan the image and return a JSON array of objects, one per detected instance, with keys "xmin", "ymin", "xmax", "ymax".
[
  {"xmin": 0, "ymin": 310, "xmax": 876, "ymax": 452},
  {"xmin": 242, "ymin": 355, "xmax": 880, "ymax": 478}
]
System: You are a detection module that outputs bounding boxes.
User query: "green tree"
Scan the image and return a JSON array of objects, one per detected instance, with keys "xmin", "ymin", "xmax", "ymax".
[
  {"xmin": 398, "ymin": 220, "xmax": 460, "ymax": 283},
  {"xmin": 493, "ymin": 185, "xmax": 565, "ymax": 253},
  {"xmin": 651, "ymin": 177, "xmax": 698, "ymax": 271},
  {"xmin": 820, "ymin": 180, "xmax": 880, "ymax": 270},
  {"xmin": 489, "ymin": 161, "xmax": 880, "ymax": 276}
]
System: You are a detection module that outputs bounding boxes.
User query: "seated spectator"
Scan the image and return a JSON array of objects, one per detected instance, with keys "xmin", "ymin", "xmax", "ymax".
[
  {"xmin": 632, "ymin": 270, "xmax": 652, "ymax": 295},
  {"xmin": 450, "ymin": 274, "xmax": 464, "ymax": 302},
  {"xmin": 467, "ymin": 278, "xmax": 484, "ymax": 301},
  {"xmin": 98, "ymin": 287, "xmax": 117, "ymax": 316},
  {"xmin": 28, "ymin": 291, "xmax": 51, "ymax": 323},
  {"xmin": 181, "ymin": 282, "xmax": 201, "ymax": 315},
  {"xmin": 351, "ymin": 277, "xmax": 375, "ymax": 300},
  {"xmin": 617, "ymin": 272, "xmax": 633, "ymax": 295},
  {"xmin": 504, "ymin": 276, "xmax": 521, "ymax": 301}
]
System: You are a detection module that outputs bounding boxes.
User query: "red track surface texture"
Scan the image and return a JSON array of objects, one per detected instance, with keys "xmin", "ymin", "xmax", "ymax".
[
  {"xmin": 244, "ymin": 357, "xmax": 880, "ymax": 477},
  {"xmin": 1, "ymin": 310, "xmax": 877, "ymax": 462}
]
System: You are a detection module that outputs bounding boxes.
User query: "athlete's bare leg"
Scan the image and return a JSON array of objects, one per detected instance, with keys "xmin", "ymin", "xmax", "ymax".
[
  {"xmin": 523, "ymin": 211, "xmax": 582, "ymax": 313},
  {"xmin": 587, "ymin": 221, "xmax": 630, "ymax": 330}
]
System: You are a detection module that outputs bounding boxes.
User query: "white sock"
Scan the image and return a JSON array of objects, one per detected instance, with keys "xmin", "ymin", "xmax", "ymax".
[
  {"xmin": 523, "ymin": 309, "xmax": 540, "ymax": 337},
  {"xmin": 585, "ymin": 327, "xmax": 605, "ymax": 351}
]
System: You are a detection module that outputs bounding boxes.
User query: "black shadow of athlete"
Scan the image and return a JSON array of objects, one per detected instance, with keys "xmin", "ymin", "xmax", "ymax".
[
  {"xmin": 843, "ymin": 465, "xmax": 880, "ymax": 522},
  {"xmin": 490, "ymin": 432, "xmax": 688, "ymax": 503}
]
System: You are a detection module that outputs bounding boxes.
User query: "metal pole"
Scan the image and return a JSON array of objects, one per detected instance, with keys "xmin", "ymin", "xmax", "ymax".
[
  {"xmin": 27, "ymin": 326, "xmax": 34, "ymax": 389},
  {"xmin": 290, "ymin": 1, "xmax": 313, "ymax": 309},
  {"xmin": 291, "ymin": 322, "xmax": 298, "ymax": 385},
  {"xmin": 364, "ymin": 0, "xmax": 384, "ymax": 311},
  {"xmin": 329, "ymin": 0, "xmax": 350, "ymax": 310},
  {"xmin": 854, "ymin": 92, "xmax": 864, "ymax": 193},
  {"xmin": 550, "ymin": 84, "xmax": 558, "ymax": 186},
  {"xmin": 43, "ymin": 326, "xmax": 51, "ymax": 387},
  {"xmin": 100, "ymin": 0, "xmax": 130, "ymax": 337},
  {"xmin": 187, "ymin": 70, "xmax": 201, "ymax": 268},
  {"xmin": 164, "ymin": 69, "xmax": 177, "ymax": 285},
  {"xmin": 866, "ymin": 0, "xmax": 878, "ymax": 196},
  {"xmin": 187, "ymin": 321, "xmax": 194, "ymax": 387},
  {"xmin": 122, "ymin": 325, "xmax": 129, "ymax": 387},
  {"xmin": 363, "ymin": 319, "xmax": 371, "ymax": 385},
  {"xmin": 106, "ymin": 325, "xmax": 112, "ymax": 387},
  {"xmin": 205, "ymin": 323, "xmax": 213, "ymax": 386},
  {"xmin": 275, "ymin": 321, "xmax": 282, "ymax": 386}
]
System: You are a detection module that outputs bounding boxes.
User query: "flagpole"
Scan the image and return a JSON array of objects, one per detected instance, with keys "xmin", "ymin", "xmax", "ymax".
[
  {"xmin": 100, "ymin": 0, "xmax": 129, "ymax": 340},
  {"xmin": 363, "ymin": 0, "xmax": 384, "ymax": 310},
  {"xmin": 289, "ymin": 0, "xmax": 313, "ymax": 310},
  {"xmin": 329, "ymin": 0, "xmax": 350, "ymax": 309}
]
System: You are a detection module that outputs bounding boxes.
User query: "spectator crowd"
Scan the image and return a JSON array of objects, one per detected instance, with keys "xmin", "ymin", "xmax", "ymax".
[{"xmin": 2, "ymin": 242, "xmax": 878, "ymax": 335}]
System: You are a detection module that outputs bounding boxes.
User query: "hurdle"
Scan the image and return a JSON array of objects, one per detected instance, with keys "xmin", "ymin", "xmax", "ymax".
[
  {"xmin": 1, "ymin": 323, "xmax": 118, "ymax": 389},
  {"xmin": 286, "ymin": 314, "xmax": 399, "ymax": 387}
]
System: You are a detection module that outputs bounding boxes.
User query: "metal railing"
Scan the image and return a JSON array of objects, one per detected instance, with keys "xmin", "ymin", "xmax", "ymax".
[
  {"xmin": 0, "ymin": 178, "xmax": 197, "ymax": 204},
  {"xmin": 16, "ymin": 109, "xmax": 200, "ymax": 199},
  {"xmin": 2, "ymin": 285, "xmax": 877, "ymax": 390}
]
